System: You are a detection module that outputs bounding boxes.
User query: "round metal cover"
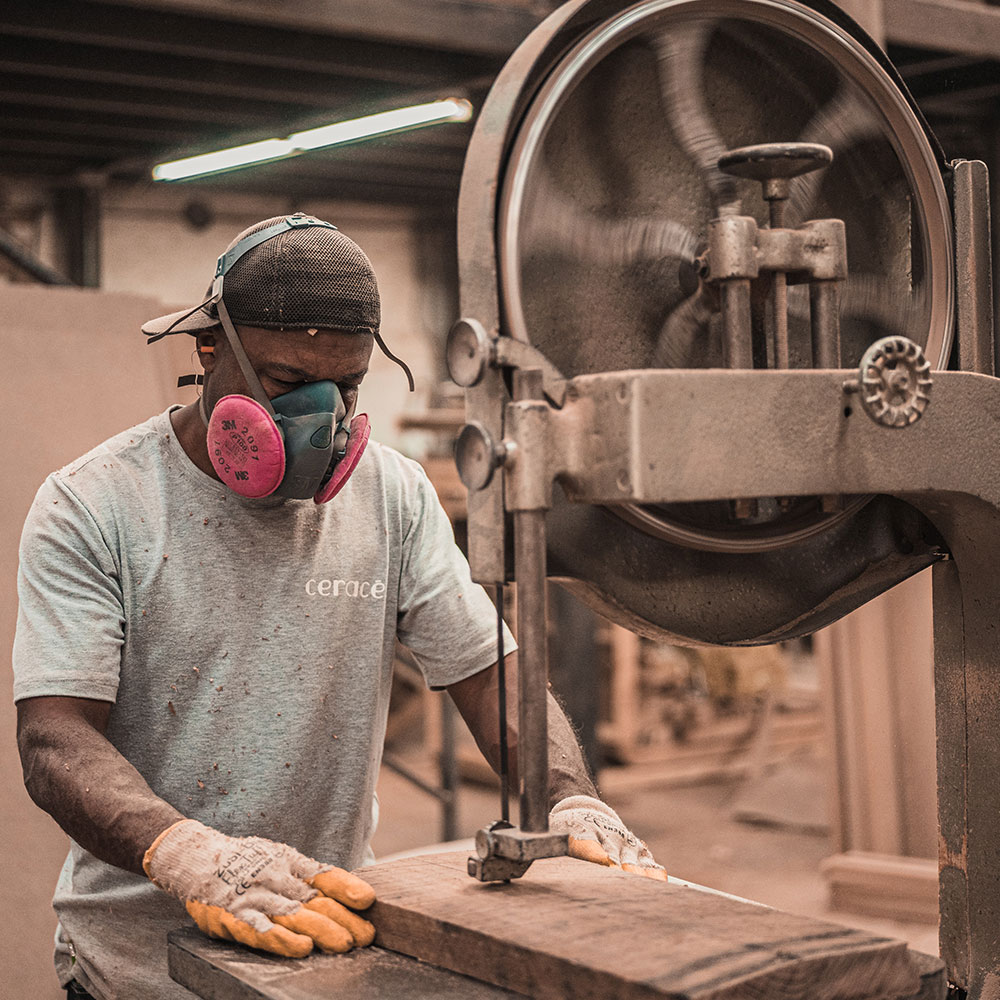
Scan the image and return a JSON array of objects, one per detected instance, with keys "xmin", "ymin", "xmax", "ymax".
[{"xmin": 496, "ymin": 0, "xmax": 954, "ymax": 554}]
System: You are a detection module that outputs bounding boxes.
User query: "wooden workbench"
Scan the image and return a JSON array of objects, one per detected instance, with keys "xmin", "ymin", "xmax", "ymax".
[{"xmin": 169, "ymin": 852, "xmax": 946, "ymax": 999}]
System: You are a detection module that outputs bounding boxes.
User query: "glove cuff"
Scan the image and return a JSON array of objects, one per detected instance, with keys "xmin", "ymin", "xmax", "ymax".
[
  {"xmin": 550, "ymin": 794, "xmax": 621, "ymax": 821},
  {"xmin": 142, "ymin": 818, "xmax": 202, "ymax": 884}
]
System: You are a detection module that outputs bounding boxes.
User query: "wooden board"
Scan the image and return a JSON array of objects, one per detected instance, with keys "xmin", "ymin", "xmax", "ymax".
[
  {"xmin": 820, "ymin": 852, "xmax": 939, "ymax": 924},
  {"xmin": 362, "ymin": 852, "xmax": 924, "ymax": 1000},
  {"xmin": 168, "ymin": 928, "xmax": 521, "ymax": 1000}
]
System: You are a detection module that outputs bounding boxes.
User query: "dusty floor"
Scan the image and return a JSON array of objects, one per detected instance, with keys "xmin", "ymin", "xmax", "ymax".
[{"xmin": 371, "ymin": 753, "xmax": 940, "ymax": 959}]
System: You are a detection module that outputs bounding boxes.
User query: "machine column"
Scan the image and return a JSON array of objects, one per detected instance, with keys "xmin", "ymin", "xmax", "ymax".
[
  {"xmin": 512, "ymin": 367, "xmax": 550, "ymax": 833},
  {"xmin": 514, "ymin": 507, "xmax": 550, "ymax": 832},
  {"xmin": 928, "ymin": 501, "xmax": 1000, "ymax": 998}
]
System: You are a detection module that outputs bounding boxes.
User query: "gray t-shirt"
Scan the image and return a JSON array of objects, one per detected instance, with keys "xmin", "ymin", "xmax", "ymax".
[{"xmin": 13, "ymin": 407, "xmax": 513, "ymax": 1000}]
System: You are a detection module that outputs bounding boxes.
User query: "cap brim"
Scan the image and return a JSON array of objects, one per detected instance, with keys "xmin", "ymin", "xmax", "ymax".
[{"xmin": 141, "ymin": 300, "xmax": 218, "ymax": 337}]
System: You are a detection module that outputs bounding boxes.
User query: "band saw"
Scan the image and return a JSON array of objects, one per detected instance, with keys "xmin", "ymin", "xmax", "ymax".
[
  {"xmin": 167, "ymin": 1, "xmax": 996, "ymax": 997},
  {"xmin": 447, "ymin": 0, "xmax": 993, "ymax": 995}
]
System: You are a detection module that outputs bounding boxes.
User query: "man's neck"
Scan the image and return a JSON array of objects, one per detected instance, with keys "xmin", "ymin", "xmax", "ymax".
[{"xmin": 170, "ymin": 402, "xmax": 219, "ymax": 481}]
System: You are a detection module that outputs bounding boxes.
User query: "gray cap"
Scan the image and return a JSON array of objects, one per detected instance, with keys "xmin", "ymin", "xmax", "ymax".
[{"xmin": 142, "ymin": 213, "xmax": 381, "ymax": 339}]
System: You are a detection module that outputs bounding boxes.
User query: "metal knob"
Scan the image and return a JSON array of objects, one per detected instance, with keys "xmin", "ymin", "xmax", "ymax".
[
  {"xmin": 718, "ymin": 142, "xmax": 833, "ymax": 206},
  {"xmin": 454, "ymin": 421, "xmax": 509, "ymax": 491},
  {"xmin": 855, "ymin": 336, "xmax": 932, "ymax": 427},
  {"xmin": 446, "ymin": 317, "xmax": 491, "ymax": 388}
]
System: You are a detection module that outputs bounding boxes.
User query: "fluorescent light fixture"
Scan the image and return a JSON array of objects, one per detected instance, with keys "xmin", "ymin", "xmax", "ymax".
[
  {"xmin": 289, "ymin": 99, "xmax": 472, "ymax": 150},
  {"xmin": 153, "ymin": 98, "xmax": 474, "ymax": 182},
  {"xmin": 152, "ymin": 138, "xmax": 296, "ymax": 182}
]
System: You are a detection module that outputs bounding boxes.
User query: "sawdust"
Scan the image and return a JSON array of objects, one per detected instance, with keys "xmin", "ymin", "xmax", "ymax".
[{"xmin": 197, "ymin": 780, "xmax": 205, "ymax": 789}]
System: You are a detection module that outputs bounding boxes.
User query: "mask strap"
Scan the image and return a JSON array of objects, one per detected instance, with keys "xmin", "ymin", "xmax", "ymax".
[
  {"xmin": 214, "ymin": 293, "xmax": 278, "ymax": 419},
  {"xmin": 374, "ymin": 330, "xmax": 415, "ymax": 391}
]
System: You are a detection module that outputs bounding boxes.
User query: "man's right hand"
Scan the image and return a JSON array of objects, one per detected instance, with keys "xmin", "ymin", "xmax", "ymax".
[{"xmin": 143, "ymin": 819, "xmax": 376, "ymax": 958}]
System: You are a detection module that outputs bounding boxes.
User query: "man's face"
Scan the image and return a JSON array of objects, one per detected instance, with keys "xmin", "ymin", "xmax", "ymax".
[{"xmin": 201, "ymin": 325, "xmax": 375, "ymax": 416}]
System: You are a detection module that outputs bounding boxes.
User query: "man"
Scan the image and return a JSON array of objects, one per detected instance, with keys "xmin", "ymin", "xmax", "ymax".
[{"xmin": 14, "ymin": 214, "xmax": 663, "ymax": 1000}]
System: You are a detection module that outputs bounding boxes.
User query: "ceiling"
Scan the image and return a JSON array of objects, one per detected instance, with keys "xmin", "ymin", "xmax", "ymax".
[
  {"xmin": 0, "ymin": 0, "xmax": 556, "ymax": 206},
  {"xmin": 1, "ymin": 0, "xmax": 1000, "ymax": 209}
]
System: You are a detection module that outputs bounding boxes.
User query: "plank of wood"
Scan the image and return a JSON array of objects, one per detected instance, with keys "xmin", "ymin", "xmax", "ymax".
[
  {"xmin": 363, "ymin": 851, "xmax": 921, "ymax": 1000},
  {"xmin": 820, "ymin": 852, "xmax": 939, "ymax": 924},
  {"xmin": 167, "ymin": 927, "xmax": 523, "ymax": 1000}
]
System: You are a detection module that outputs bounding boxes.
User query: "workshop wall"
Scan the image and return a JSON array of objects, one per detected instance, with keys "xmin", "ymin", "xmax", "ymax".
[
  {"xmin": 5, "ymin": 181, "xmax": 460, "ymax": 457},
  {"xmin": 0, "ymin": 285, "xmax": 194, "ymax": 999}
]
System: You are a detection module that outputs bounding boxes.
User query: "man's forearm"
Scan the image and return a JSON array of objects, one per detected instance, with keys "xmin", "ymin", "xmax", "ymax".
[
  {"xmin": 542, "ymin": 689, "xmax": 599, "ymax": 805},
  {"xmin": 448, "ymin": 653, "xmax": 598, "ymax": 808},
  {"xmin": 19, "ymin": 706, "xmax": 184, "ymax": 875}
]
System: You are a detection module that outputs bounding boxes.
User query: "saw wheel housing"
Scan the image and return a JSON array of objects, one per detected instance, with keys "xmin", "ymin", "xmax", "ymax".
[{"xmin": 459, "ymin": 0, "xmax": 953, "ymax": 643}]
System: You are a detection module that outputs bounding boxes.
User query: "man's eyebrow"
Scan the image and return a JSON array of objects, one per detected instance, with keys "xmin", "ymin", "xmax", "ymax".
[
  {"xmin": 265, "ymin": 362, "xmax": 368, "ymax": 382},
  {"xmin": 266, "ymin": 363, "xmax": 313, "ymax": 379}
]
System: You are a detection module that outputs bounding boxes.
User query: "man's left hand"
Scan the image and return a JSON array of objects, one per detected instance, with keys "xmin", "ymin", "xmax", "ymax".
[{"xmin": 549, "ymin": 795, "xmax": 667, "ymax": 881}]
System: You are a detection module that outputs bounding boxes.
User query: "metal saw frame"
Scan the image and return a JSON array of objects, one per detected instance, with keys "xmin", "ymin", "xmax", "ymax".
[{"xmin": 451, "ymin": 1, "xmax": 998, "ymax": 995}]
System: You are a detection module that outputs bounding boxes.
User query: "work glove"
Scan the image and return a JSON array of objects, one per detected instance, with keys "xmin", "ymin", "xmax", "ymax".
[
  {"xmin": 549, "ymin": 795, "xmax": 667, "ymax": 881},
  {"xmin": 143, "ymin": 819, "xmax": 376, "ymax": 958}
]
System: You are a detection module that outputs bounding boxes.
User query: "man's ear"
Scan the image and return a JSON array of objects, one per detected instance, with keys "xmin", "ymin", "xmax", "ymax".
[{"xmin": 196, "ymin": 333, "xmax": 217, "ymax": 372}]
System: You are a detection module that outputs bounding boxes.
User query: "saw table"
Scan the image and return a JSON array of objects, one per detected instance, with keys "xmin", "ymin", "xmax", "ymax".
[{"xmin": 169, "ymin": 853, "xmax": 945, "ymax": 1000}]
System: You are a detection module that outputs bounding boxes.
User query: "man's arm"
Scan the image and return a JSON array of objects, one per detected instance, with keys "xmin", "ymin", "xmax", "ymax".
[
  {"xmin": 16, "ymin": 695, "xmax": 184, "ymax": 875},
  {"xmin": 448, "ymin": 652, "xmax": 666, "ymax": 878},
  {"xmin": 446, "ymin": 651, "xmax": 598, "ymax": 807},
  {"xmin": 17, "ymin": 694, "xmax": 378, "ymax": 956}
]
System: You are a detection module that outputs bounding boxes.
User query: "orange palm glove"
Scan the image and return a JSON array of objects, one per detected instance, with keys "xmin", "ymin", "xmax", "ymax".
[
  {"xmin": 549, "ymin": 795, "xmax": 667, "ymax": 880},
  {"xmin": 143, "ymin": 819, "xmax": 375, "ymax": 958}
]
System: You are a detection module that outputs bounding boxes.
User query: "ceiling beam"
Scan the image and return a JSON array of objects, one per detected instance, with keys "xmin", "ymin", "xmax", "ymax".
[
  {"xmin": 901, "ymin": 58, "xmax": 1000, "ymax": 100},
  {"xmin": 0, "ymin": 110, "xmax": 199, "ymax": 144},
  {"xmin": 0, "ymin": 74, "xmax": 327, "ymax": 127},
  {"xmin": 884, "ymin": 0, "xmax": 1000, "ymax": 60},
  {"xmin": 2, "ymin": 136, "xmax": 142, "ymax": 159},
  {"xmin": 0, "ymin": 37, "xmax": 420, "ymax": 109},
  {"xmin": 0, "ymin": 0, "xmax": 501, "ymax": 86},
  {"xmin": 88, "ymin": 0, "xmax": 554, "ymax": 57}
]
